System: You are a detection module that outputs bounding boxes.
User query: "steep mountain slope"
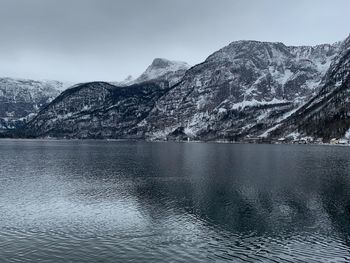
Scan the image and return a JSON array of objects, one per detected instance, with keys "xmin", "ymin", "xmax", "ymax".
[
  {"xmin": 142, "ymin": 41, "xmax": 339, "ymax": 140},
  {"xmin": 23, "ymin": 81, "xmax": 171, "ymax": 138},
  {"xmin": 0, "ymin": 78, "xmax": 71, "ymax": 130},
  {"xmin": 268, "ymin": 35, "xmax": 350, "ymax": 141},
  {"xmin": 20, "ymin": 38, "xmax": 345, "ymax": 140}
]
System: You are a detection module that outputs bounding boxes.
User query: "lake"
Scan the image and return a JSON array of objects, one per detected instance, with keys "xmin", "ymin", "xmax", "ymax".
[{"xmin": 1, "ymin": 139, "xmax": 350, "ymax": 262}]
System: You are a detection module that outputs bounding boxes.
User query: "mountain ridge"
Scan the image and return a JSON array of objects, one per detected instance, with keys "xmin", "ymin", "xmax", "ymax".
[{"xmin": 4, "ymin": 34, "xmax": 350, "ymax": 142}]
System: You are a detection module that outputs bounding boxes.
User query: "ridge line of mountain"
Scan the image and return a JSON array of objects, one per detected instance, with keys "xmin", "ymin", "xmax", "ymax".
[{"xmin": 1, "ymin": 34, "xmax": 350, "ymax": 143}]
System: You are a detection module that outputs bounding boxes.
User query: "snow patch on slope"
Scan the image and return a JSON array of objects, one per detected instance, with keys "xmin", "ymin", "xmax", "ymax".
[{"xmin": 231, "ymin": 98, "xmax": 289, "ymax": 110}]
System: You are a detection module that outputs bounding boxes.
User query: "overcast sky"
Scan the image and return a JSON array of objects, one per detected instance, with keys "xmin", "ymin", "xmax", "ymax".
[{"xmin": 0, "ymin": 0, "xmax": 349, "ymax": 82}]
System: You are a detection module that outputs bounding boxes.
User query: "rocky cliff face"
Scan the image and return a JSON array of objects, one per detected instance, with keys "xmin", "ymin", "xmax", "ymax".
[
  {"xmin": 142, "ymin": 40, "xmax": 339, "ymax": 140},
  {"xmin": 21, "ymin": 36, "xmax": 349, "ymax": 141},
  {"xmin": 268, "ymin": 35, "xmax": 350, "ymax": 141},
  {"xmin": 0, "ymin": 78, "xmax": 71, "ymax": 131}
]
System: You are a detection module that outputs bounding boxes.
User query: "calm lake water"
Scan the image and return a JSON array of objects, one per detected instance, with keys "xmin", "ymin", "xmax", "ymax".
[{"xmin": 1, "ymin": 140, "xmax": 350, "ymax": 262}]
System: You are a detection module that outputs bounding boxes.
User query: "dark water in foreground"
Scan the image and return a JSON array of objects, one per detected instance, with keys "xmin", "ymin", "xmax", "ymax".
[{"xmin": 1, "ymin": 140, "xmax": 350, "ymax": 262}]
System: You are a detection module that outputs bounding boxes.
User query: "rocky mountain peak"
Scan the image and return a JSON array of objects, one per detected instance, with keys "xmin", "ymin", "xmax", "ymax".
[
  {"xmin": 206, "ymin": 40, "xmax": 290, "ymax": 63},
  {"xmin": 138, "ymin": 58, "xmax": 190, "ymax": 78},
  {"xmin": 112, "ymin": 58, "xmax": 190, "ymax": 87},
  {"xmin": 133, "ymin": 58, "xmax": 190, "ymax": 86},
  {"xmin": 149, "ymin": 58, "xmax": 172, "ymax": 69}
]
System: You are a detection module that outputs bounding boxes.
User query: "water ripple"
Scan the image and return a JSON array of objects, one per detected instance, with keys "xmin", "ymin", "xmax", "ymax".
[{"xmin": 1, "ymin": 140, "xmax": 350, "ymax": 262}]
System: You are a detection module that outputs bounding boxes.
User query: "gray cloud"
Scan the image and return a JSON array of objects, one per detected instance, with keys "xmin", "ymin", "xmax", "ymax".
[{"xmin": 0, "ymin": 0, "xmax": 349, "ymax": 82}]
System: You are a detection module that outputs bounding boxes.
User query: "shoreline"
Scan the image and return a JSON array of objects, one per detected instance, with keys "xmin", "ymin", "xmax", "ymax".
[{"xmin": 1, "ymin": 137, "xmax": 349, "ymax": 147}]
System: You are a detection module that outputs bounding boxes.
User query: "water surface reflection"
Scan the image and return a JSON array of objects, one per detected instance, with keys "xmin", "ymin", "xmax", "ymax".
[{"xmin": 1, "ymin": 140, "xmax": 350, "ymax": 262}]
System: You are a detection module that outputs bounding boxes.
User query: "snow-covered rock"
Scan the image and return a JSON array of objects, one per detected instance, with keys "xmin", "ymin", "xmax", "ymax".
[
  {"xmin": 143, "ymin": 40, "xmax": 340, "ymax": 140},
  {"xmin": 111, "ymin": 58, "xmax": 190, "ymax": 87},
  {"xmin": 269, "ymin": 34, "xmax": 350, "ymax": 141},
  {"xmin": 132, "ymin": 58, "xmax": 190, "ymax": 86},
  {"xmin": 0, "ymin": 77, "xmax": 72, "ymax": 130}
]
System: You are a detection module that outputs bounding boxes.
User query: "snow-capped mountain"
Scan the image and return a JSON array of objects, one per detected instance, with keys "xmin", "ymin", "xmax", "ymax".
[
  {"xmin": 111, "ymin": 58, "xmax": 190, "ymax": 87},
  {"xmin": 17, "ymin": 35, "xmax": 350, "ymax": 141},
  {"xmin": 267, "ymin": 34, "xmax": 350, "ymax": 141},
  {"xmin": 142, "ymin": 40, "xmax": 340, "ymax": 140},
  {"xmin": 0, "ymin": 77, "xmax": 72, "ymax": 130},
  {"xmin": 133, "ymin": 58, "xmax": 190, "ymax": 86}
]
